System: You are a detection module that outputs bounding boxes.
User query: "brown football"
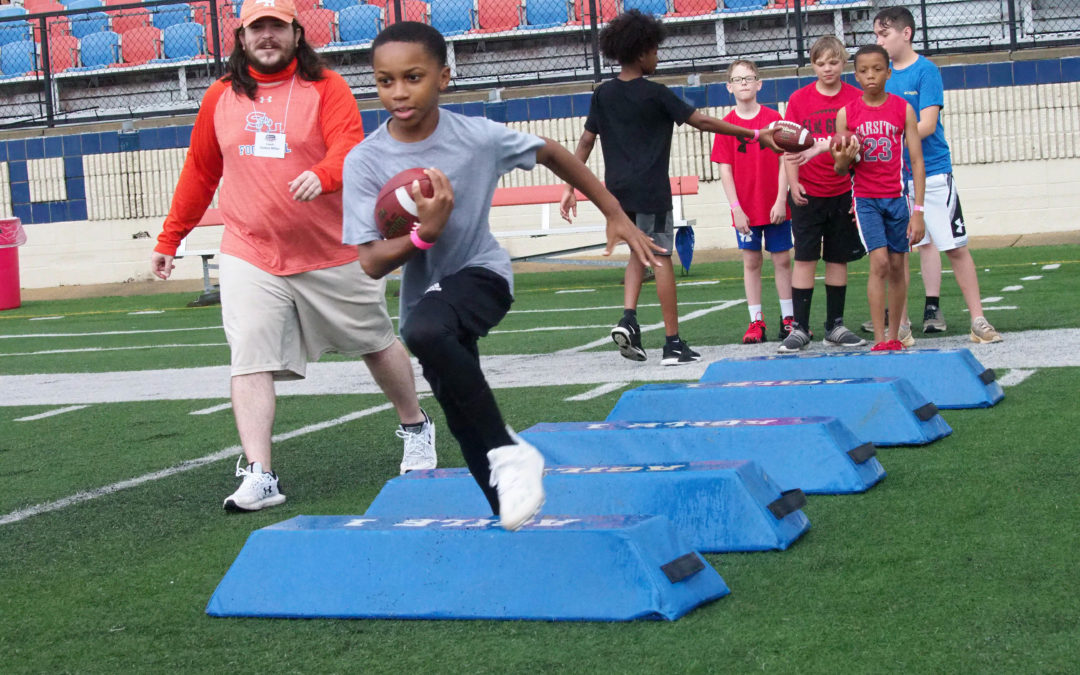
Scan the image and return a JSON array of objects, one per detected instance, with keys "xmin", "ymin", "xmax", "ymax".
[
  {"xmin": 769, "ymin": 120, "xmax": 814, "ymax": 152},
  {"xmin": 374, "ymin": 168, "xmax": 435, "ymax": 239},
  {"xmin": 830, "ymin": 130, "xmax": 860, "ymax": 151}
]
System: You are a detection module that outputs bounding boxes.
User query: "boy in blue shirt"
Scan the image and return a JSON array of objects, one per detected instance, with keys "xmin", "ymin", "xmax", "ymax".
[
  {"xmin": 871, "ymin": 6, "xmax": 1003, "ymax": 344},
  {"xmin": 342, "ymin": 22, "xmax": 664, "ymax": 531}
]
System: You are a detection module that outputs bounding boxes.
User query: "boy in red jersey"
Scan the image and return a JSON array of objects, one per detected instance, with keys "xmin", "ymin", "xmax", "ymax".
[
  {"xmin": 780, "ymin": 36, "xmax": 867, "ymax": 352},
  {"xmin": 711, "ymin": 59, "xmax": 793, "ymax": 344},
  {"xmin": 832, "ymin": 45, "xmax": 925, "ymax": 351}
]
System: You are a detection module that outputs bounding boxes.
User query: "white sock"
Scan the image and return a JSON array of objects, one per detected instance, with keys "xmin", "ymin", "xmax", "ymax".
[
  {"xmin": 748, "ymin": 304, "xmax": 763, "ymax": 322},
  {"xmin": 779, "ymin": 298, "xmax": 793, "ymax": 318}
]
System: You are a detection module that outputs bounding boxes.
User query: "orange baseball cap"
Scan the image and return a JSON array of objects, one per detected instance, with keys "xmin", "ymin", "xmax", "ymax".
[{"xmin": 240, "ymin": 0, "xmax": 298, "ymax": 27}]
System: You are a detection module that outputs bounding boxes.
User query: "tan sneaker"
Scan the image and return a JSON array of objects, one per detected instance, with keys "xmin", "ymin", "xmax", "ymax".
[
  {"xmin": 970, "ymin": 317, "xmax": 1003, "ymax": 344},
  {"xmin": 898, "ymin": 323, "xmax": 915, "ymax": 348}
]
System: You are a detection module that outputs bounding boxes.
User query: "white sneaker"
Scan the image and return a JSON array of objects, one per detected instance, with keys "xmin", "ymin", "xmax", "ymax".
[
  {"xmin": 397, "ymin": 413, "xmax": 436, "ymax": 474},
  {"xmin": 487, "ymin": 427, "xmax": 546, "ymax": 532},
  {"xmin": 223, "ymin": 457, "xmax": 286, "ymax": 512}
]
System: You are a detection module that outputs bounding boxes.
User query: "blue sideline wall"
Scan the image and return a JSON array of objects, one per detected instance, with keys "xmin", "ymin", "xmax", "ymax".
[{"xmin": 3, "ymin": 55, "xmax": 1079, "ymax": 289}]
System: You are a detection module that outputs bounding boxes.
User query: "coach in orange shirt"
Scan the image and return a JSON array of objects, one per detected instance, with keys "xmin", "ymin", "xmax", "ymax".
[{"xmin": 151, "ymin": 0, "xmax": 434, "ymax": 512}]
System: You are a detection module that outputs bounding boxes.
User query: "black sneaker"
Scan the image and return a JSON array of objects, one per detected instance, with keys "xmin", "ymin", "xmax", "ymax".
[
  {"xmin": 778, "ymin": 325, "xmax": 812, "ymax": 353},
  {"xmin": 661, "ymin": 339, "xmax": 701, "ymax": 366},
  {"xmin": 611, "ymin": 316, "xmax": 647, "ymax": 361}
]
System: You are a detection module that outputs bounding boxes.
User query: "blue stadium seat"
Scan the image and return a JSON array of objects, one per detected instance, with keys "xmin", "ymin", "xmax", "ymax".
[
  {"xmin": 70, "ymin": 11, "xmax": 109, "ymax": 39},
  {"xmin": 430, "ymin": 0, "xmax": 472, "ymax": 35},
  {"xmin": 150, "ymin": 3, "xmax": 191, "ymax": 31},
  {"xmin": 75, "ymin": 29, "xmax": 121, "ymax": 68},
  {"xmin": 523, "ymin": 0, "xmax": 569, "ymax": 29},
  {"xmin": 721, "ymin": 0, "xmax": 765, "ymax": 11},
  {"xmin": 0, "ymin": 20, "xmax": 32, "ymax": 48},
  {"xmin": 321, "ymin": 0, "xmax": 357, "ymax": 12},
  {"xmin": 67, "ymin": 0, "xmax": 105, "ymax": 9},
  {"xmin": 335, "ymin": 4, "xmax": 380, "ymax": 44},
  {"xmin": 0, "ymin": 39, "xmax": 37, "ymax": 77},
  {"xmin": 160, "ymin": 21, "xmax": 204, "ymax": 59},
  {"xmin": 622, "ymin": 0, "xmax": 667, "ymax": 16},
  {"xmin": 0, "ymin": 6, "xmax": 28, "ymax": 17}
]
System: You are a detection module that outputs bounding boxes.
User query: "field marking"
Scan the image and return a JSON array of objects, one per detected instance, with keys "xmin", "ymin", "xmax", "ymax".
[
  {"xmin": 0, "ymin": 326, "xmax": 223, "ymax": 340},
  {"xmin": 677, "ymin": 280, "xmax": 719, "ymax": 287},
  {"xmin": 29, "ymin": 316, "xmax": 64, "ymax": 321},
  {"xmin": 555, "ymin": 289, "xmax": 595, "ymax": 294},
  {"xmin": 504, "ymin": 299, "xmax": 739, "ymax": 315},
  {"xmin": 128, "ymin": 311, "xmax": 164, "ymax": 315},
  {"xmin": 1042, "ymin": 264, "xmax": 1060, "ymax": 270},
  {"xmin": 963, "ymin": 306, "xmax": 1017, "ymax": 311},
  {"xmin": 1001, "ymin": 285, "xmax": 1023, "ymax": 292},
  {"xmin": 491, "ymin": 324, "xmax": 611, "ymax": 335},
  {"xmin": 558, "ymin": 300, "xmax": 744, "ymax": 354},
  {"xmin": 982, "ymin": 296, "xmax": 1003, "ymax": 303},
  {"xmin": 15, "ymin": 405, "xmax": 88, "ymax": 421},
  {"xmin": 1021, "ymin": 275, "xmax": 1043, "ymax": 281},
  {"xmin": 0, "ymin": 343, "xmax": 228, "ymax": 357},
  {"xmin": 998, "ymin": 369, "xmax": 1036, "ymax": 387},
  {"xmin": 0, "ymin": 402, "xmax": 395, "ymax": 527},
  {"xmin": 564, "ymin": 381, "xmax": 629, "ymax": 401},
  {"xmin": 190, "ymin": 402, "xmax": 232, "ymax": 416}
]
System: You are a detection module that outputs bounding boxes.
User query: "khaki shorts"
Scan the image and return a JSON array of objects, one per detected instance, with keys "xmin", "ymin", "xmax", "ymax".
[{"xmin": 219, "ymin": 254, "xmax": 398, "ymax": 380}]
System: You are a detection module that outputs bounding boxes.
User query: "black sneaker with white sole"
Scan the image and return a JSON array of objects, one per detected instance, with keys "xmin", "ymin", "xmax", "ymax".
[
  {"xmin": 823, "ymin": 323, "xmax": 867, "ymax": 347},
  {"xmin": 611, "ymin": 316, "xmax": 647, "ymax": 361},
  {"xmin": 778, "ymin": 326, "xmax": 812, "ymax": 352},
  {"xmin": 661, "ymin": 339, "xmax": 701, "ymax": 366}
]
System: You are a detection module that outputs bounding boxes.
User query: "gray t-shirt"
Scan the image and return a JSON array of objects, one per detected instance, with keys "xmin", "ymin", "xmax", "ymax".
[{"xmin": 343, "ymin": 109, "xmax": 545, "ymax": 330}]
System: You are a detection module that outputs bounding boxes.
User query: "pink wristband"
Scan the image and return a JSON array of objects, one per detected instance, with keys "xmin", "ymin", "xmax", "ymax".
[
  {"xmin": 410, "ymin": 226, "xmax": 434, "ymax": 250},
  {"xmin": 912, "ymin": 204, "xmax": 924, "ymax": 212},
  {"xmin": 730, "ymin": 201, "xmax": 741, "ymax": 210},
  {"xmin": 752, "ymin": 129, "xmax": 760, "ymax": 143}
]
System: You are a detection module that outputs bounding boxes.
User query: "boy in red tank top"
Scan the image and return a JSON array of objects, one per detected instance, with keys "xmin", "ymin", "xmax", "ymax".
[{"xmin": 832, "ymin": 45, "xmax": 925, "ymax": 351}]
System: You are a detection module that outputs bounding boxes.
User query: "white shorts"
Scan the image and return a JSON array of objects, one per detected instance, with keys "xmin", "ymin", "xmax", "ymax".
[
  {"xmin": 219, "ymin": 254, "xmax": 398, "ymax": 380},
  {"xmin": 909, "ymin": 173, "xmax": 968, "ymax": 251}
]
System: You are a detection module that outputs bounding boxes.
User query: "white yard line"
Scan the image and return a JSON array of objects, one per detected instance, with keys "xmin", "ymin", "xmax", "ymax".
[
  {"xmin": 998, "ymin": 369, "xmax": 1036, "ymax": 387},
  {"xmin": 564, "ymin": 382, "xmax": 629, "ymax": 401},
  {"xmin": 1021, "ymin": 275, "xmax": 1042, "ymax": 281},
  {"xmin": 14, "ymin": 405, "xmax": 88, "ymax": 421},
  {"xmin": 189, "ymin": 402, "xmax": 232, "ymax": 416},
  {"xmin": 982, "ymin": 296, "xmax": 1004, "ymax": 303},
  {"xmin": 0, "ymin": 343, "xmax": 228, "ymax": 357},
  {"xmin": 555, "ymin": 289, "xmax": 595, "ymax": 294},
  {"xmin": 1042, "ymin": 264, "xmax": 1060, "ymax": 270},
  {"xmin": 0, "ymin": 402, "xmax": 395, "ymax": 527},
  {"xmin": 28, "ymin": 316, "xmax": 64, "ymax": 321},
  {"xmin": 1001, "ymin": 285, "xmax": 1023, "ymax": 292},
  {"xmin": 0, "ymin": 326, "xmax": 223, "ymax": 340}
]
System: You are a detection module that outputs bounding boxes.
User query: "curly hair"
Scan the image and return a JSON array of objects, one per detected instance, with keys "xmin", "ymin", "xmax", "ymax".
[
  {"xmin": 598, "ymin": 10, "xmax": 665, "ymax": 65},
  {"xmin": 853, "ymin": 44, "xmax": 890, "ymax": 68},
  {"xmin": 224, "ymin": 21, "xmax": 326, "ymax": 100}
]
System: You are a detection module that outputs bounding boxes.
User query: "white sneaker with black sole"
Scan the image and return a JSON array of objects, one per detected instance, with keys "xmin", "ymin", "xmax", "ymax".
[
  {"xmin": 397, "ymin": 413, "xmax": 436, "ymax": 474},
  {"xmin": 487, "ymin": 427, "xmax": 546, "ymax": 531},
  {"xmin": 223, "ymin": 457, "xmax": 286, "ymax": 512},
  {"xmin": 823, "ymin": 323, "xmax": 867, "ymax": 347}
]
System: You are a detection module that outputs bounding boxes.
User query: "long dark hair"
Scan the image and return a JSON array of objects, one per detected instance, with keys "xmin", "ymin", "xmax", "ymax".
[{"xmin": 223, "ymin": 21, "xmax": 326, "ymax": 100}]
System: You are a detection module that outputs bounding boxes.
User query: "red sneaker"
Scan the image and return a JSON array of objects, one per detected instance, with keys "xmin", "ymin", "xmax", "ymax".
[
  {"xmin": 779, "ymin": 316, "xmax": 795, "ymax": 340},
  {"xmin": 871, "ymin": 340, "xmax": 903, "ymax": 351},
  {"xmin": 742, "ymin": 319, "xmax": 767, "ymax": 344}
]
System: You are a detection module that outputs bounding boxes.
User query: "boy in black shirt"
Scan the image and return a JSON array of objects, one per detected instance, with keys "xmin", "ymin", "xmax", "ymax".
[{"xmin": 561, "ymin": 10, "xmax": 780, "ymax": 365}]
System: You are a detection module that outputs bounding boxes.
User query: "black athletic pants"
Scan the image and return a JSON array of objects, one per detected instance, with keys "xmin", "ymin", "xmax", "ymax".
[{"xmin": 399, "ymin": 266, "xmax": 513, "ymax": 513}]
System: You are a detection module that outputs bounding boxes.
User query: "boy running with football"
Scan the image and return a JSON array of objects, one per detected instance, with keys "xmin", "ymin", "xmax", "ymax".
[
  {"xmin": 832, "ymin": 45, "xmax": 925, "ymax": 351},
  {"xmin": 342, "ymin": 22, "xmax": 663, "ymax": 531},
  {"xmin": 711, "ymin": 59, "xmax": 794, "ymax": 344}
]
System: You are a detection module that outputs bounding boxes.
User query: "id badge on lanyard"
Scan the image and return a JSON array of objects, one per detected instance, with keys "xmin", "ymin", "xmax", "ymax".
[{"xmin": 253, "ymin": 132, "xmax": 287, "ymax": 158}]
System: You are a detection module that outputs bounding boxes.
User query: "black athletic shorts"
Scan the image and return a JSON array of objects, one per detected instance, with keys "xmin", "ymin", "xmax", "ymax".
[{"xmin": 789, "ymin": 192, "xmax": 866, "ymax": 264}]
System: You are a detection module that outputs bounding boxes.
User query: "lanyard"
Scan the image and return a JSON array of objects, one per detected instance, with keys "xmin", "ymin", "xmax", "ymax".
[{"xmin": 250, "ymin": 75, "xmax": 296, "ymax": 133}]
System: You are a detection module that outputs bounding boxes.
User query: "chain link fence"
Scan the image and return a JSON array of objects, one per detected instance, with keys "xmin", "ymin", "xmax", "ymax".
[{"xmin": 1, "ymin": 0, "xmax": 1078, "ymax": 128}]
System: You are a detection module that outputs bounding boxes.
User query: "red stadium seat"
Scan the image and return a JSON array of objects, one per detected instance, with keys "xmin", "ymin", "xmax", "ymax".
[
  {"xmin": 207, "ymin": 15, "xmax": 242, "ymax": 57},
  {"xmin": 672, "ymin": 0, "xmax": 717, "ymax": 15},
  {"xmin": 388, "ymin": 0, "xmax": 429, "ymax": 23},
  {"xmin": 120, "ymin": 25, "xmax": 161, "ymax": 65},
  {"xmin": 298, "ymin": 8, "xmax": 335, "ymax": 47},
  {"xmin": 48, "ymin": 34, "xmax": 79, "ymax": 73},
  {"xmin": 571, "ymin": 0, "xmax": 617, "ymax": 24},
  {"xmin": 475, "ymin": 0, "xmax": 520, "ymax": 32},
  {"xmin": 110, "ymin": 8, "xmax": 152, "ymax": 36}
]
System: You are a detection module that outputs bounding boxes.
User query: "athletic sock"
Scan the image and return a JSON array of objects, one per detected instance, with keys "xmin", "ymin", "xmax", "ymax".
[
  {"xmin": 793, "ymin": 287, "xmax": 813, "ymax": 331},
  {"xmin": 400, "ymin": 409, "xmax": 429, "ymax": 433},
  {"xmin": 925, "ymin": 296, "xmax": 940, "ymax": 309},
  {"xmin": 623, "ymin": 308, "xmax": 637, "ymax": 322},
  {"xmin": 779, "ymin": 298, "xmax": 794, "ymax": 318},
  {"xmin": 665, "ymin": 334, "xmax": 681, "ymax": 345},
  {"xmin": 825, "ymin": 284, "xmax": 846, "ymax": 331},
  {"xmin": 748, "ymin": 304, "xmax": 763, "ymax": 322}
]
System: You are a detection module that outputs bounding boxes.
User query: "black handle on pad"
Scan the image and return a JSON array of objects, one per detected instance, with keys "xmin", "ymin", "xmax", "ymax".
[
  {"xmin": 767, "ymin": 489, "xmax": 807, "ymax": 519},
  {"xmin": 846, "ymin": 442, "xmax": 877, "ymax": 464},
  {"xmin": 661, "ymin": 552, "xmax": 705, "ymax": 584},
  {"xmin": 979, "ymin": 368, "xmax": 997, "ymax": 384},
  {"xmin": 914, "ymin": 402, "xmax": 939, "ymax": 421}
]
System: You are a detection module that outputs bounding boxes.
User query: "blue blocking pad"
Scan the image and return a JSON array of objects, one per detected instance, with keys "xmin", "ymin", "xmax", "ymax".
[
  {"xmin": 365, "ymin": 461, "xmax": 810, "ymax": 552},
  {"xmin": 607, "ymin": 378, "xmax": 951, "ymax": 446},
  {"xmin": 520, "ymin": 419, "xmax": 884, "ymax": 494},
  {"xmin": 700, "ymin": 348, "xmax": 1003, "ymax": 409},
  {"xmin": 206, "ymin": 514, "xmax": 728, "ymax": 621}
]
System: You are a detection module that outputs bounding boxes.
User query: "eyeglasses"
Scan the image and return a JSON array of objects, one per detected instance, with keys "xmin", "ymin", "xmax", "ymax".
[{"xmin": 729, "ymin": 76, "xmax": 759, "ymax": 84}]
